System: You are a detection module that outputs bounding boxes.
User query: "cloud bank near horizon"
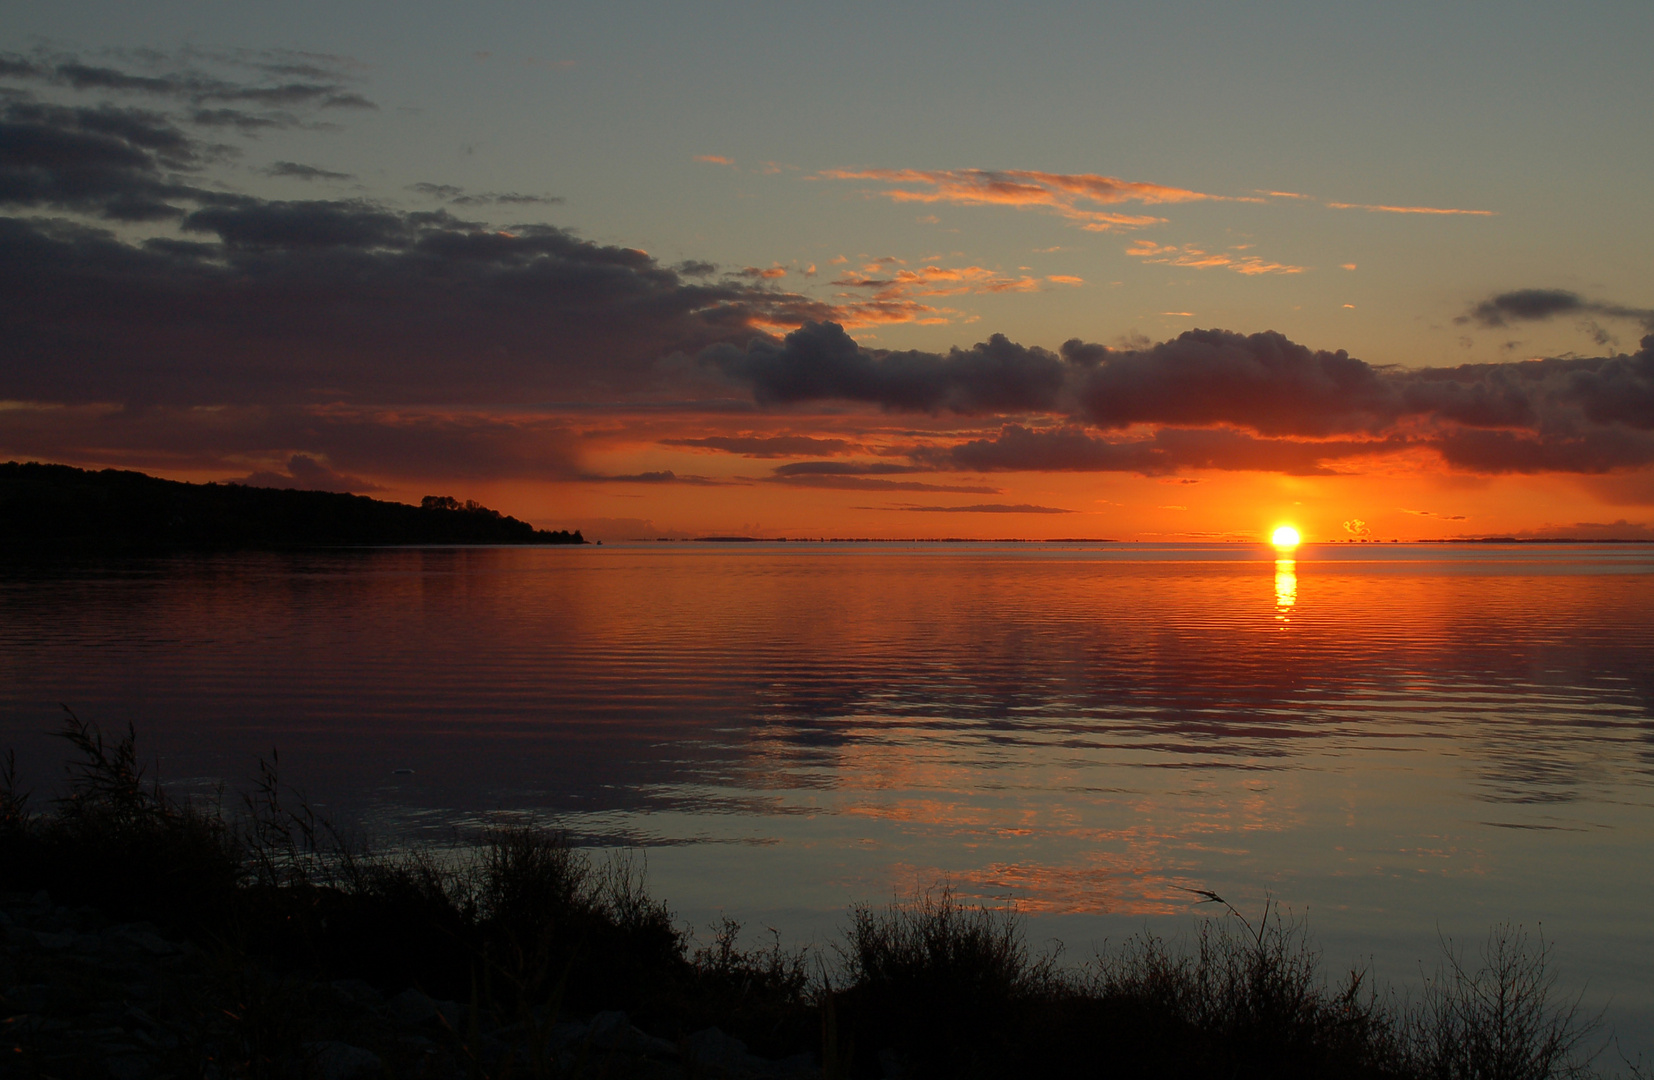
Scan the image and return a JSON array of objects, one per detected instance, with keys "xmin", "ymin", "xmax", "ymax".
[{"xmin": 2, "ymin": 50, "xmax": 1652, "ymax": 492}]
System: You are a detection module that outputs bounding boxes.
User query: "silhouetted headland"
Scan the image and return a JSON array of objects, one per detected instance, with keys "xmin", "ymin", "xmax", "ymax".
[{"xmin": 0, "ymin": 462, "xmax": 585, "ymax": 552}]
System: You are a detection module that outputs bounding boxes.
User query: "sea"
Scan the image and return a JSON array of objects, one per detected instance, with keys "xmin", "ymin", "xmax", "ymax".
[{"xmin": 2, "ymin": 542, "xmax": 1651, "ymax": 1053}]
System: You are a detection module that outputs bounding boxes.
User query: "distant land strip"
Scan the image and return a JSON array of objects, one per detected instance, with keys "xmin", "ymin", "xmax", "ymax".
[
  {"xmin": 1419, "ymin": 537, "xmax": 1654, "ymax": 544},
  {"xmin": 0, "ymin": 462, "xmax": 585, "ymax": 552}
]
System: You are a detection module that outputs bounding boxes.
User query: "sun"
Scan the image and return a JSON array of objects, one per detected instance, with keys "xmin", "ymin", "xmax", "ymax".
[{"xmin": 1272, "ymin": 525, "xmax": 1301, "ymax": 549}]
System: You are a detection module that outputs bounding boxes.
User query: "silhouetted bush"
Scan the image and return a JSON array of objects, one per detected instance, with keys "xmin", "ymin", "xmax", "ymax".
[{"xmin": 0, "ymin": 716, "xmax": 1627, "ymax": 1079}]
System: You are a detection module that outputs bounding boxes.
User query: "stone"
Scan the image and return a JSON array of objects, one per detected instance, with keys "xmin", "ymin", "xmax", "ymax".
[
  {"xmin": 305, "ymin": 1041, "xmax": 383, "ymax": 1080},
  {"xmin": 682, "ymin": 1027, "xmax": 756, "ymax": 1074},
  {"xmin": 329, "ymin": 978, "xmax": 384, "ymax": 1005},
  {"xmin": 32, "ymin": 929, "xmax": 77, "ymax": 950},
  {"xmin": 106, "ymin": 1054, "xmax": 152, "ymax": 1080},
  {"xmin": 389, "ymin": 986, "xmax": 439, "ymax": 1026},
  {"xmin": 546, "ymin": 1018, "xmax": 589, "ymax": 1050}
]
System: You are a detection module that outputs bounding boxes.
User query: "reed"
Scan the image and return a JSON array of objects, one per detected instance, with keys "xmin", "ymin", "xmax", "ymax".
[{"xmin": 0, "ymin": 714, "xmax": 1633, "ymax": 1079}]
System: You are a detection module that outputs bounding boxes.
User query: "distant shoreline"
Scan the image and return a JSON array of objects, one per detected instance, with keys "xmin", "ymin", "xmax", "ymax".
[{"xmin": 0, "ymin": 461, "xmax": 586, "ymax": 551}]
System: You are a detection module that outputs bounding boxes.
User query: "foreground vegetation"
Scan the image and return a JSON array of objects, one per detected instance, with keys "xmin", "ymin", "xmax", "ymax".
[{"xmin": 0, "ymin": 715, "xmax": 1642, "ymax": 1079}]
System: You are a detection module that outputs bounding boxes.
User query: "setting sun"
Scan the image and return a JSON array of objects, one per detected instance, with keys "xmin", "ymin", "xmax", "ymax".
[{"xmin": 1272, "ymin": 525, "xmax": 1301, "ymax": 548}]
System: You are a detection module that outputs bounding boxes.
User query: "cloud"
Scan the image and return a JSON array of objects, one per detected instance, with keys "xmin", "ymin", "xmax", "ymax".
[
  {"xmin": 579, "ymin": 470, "xmax": 733, "ymax": 485},
  {"xmin": 822, "ymin": 167, "xmax": 1230, "ymax": 231},
  {"xmin": 265, "ymin": 161, "xmax": 354, "ymax": 181},
  {"xmin": 708, "ymin": 321, "xmax": 1654, "ymax": 474},
  {"xmin": 1325, "ymin": 201, "xmax": 1493, "ymax": 216},
  {"xmin": 661, "ymin": 435, "xmax": 858, "ymax": 457},
  {"xmin": 2, "ymin": 48, "xmax": 375, "ymax": 112},
  {"xmin": 1499, "ymin": 520, "xmax": 1654, "ymax": 540},
  {"xmin": 899, "ymin": 503, "xmax": 1074, "ymax": 513},
  {"xmin": 1126, "ymin": 240, "xmax": 1303, "ymax": 276},
  {"xmin": 1459, "ymin": 289, "xmax": 1654, "ymax": 332},
  {"xmin": 705, "ymin": 321, "xmax": 1067, "ymax": 413},
  {"xmin": 940, "ymin": 425, "xmax": 1412, "ymax": 476},
  {"xmin": 768, "ymin": 472, "xmax": 999, "ymax": 493},
  {"xmin": 0, "ymin": 402, "xmax": 586, "ymax": 483},
  {"xmin": 0, "ymin": 203, "xmax": 842, "ymax": 407},
  {"xmin": 0, "ymin": 98, "xmax": 209, "ymax": 220},
  {"xmin": 236, "ymin": 452, "xmax": 381, "ymax": 492},
  {"xmin": 694, "ymin": 155, "xmax": 734, "ymax": 165},
  {"xmin": 7, "ymin": 67, "xmax": 1654, "ymax": 486}
]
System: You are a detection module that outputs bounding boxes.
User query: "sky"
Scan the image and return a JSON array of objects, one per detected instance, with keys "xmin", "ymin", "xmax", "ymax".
[{"xmin": 3, "ymin": 0, "xmax": 1653, "ymax": 541}]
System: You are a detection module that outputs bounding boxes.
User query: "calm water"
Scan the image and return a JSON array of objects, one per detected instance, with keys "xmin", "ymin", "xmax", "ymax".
[{"xmin": 2, "ymin": 543, "xmax": 1652, "ymax": 1046}]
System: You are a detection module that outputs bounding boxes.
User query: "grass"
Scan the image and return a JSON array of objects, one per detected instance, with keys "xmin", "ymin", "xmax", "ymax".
[{"xmin": 0, "ymin": 713, "xmax": 1641, "ymax": 1079}]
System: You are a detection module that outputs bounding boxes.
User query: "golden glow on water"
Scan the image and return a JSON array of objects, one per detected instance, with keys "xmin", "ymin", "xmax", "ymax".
[
  {"xmin": 1275, "ymin": 557, "xmax": 1297, "ymax": 619},
  {"xmin": 1272, "ymin": 525, "xmax": 1301, "ymax": 549}
]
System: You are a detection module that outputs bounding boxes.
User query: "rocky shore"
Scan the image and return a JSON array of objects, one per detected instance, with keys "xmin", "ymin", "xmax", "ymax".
[{"xmin": 1, "ymin": 891, "xmax": 820, "ymax": 1079}]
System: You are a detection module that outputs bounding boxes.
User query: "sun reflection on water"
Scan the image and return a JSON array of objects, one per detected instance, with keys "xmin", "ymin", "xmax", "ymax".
[{"xmin": 1275, "ymin": 557, "xmax": 1296, "ymax": 620}]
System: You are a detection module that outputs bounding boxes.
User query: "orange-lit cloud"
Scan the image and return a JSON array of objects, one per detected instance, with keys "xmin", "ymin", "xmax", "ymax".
[
  {"xmin": 1326, "ymin": 201, "xmax": 1495, "ymax": 216},
  {"xmin": 823, "ymin": 167, "xmax": 1234, "ymax": 231},
  {"xmin": 1126, "ymin": 240, "xmax": 1304, "ymax": 276},
  {"xmin": 694, "ymin": 154, "xmax": 735, "ymax": 165}
]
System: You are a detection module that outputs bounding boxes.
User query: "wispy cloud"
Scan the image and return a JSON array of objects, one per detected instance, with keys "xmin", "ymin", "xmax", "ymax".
[
  {"xmin": 822, "ymin": 167, "xmax": 1239, "ymax": 231},
  {"xmin": 1126, "ymin": 240, "xmax": 1303, "ymax": 276},
  {"xmin": 897, "ymin": 503, "xmax": 1075, "ymax": 513},
  {"xmin": 1325, "ymin": 201, "xmax": 1494, "ymax": 216}
]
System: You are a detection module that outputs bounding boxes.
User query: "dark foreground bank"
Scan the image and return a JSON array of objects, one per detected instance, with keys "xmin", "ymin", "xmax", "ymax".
[
  {"xmin": 0, "ymin": 718, "xmax": 1639, "ymax": 1080},
  {"xmin": 0, "ymin": 462, "xmax": 584, "ymax": 551}
]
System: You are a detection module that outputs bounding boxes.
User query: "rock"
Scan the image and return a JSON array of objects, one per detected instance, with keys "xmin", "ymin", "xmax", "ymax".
[
  {"xmin": 877, "ymin": 1047, "xmax": 911, "ymax": 1079},
  {"xmin": 546, "ymin": 1018, "xmax": 590, "ymax": 1050},
  {"xmin": 106, "ymin": 1054, "xmax": 152, "ymax": 1080},
  {"xmin": 389, "ymin": 986, "xmax": 440, "ymax": 1026},
  {"xmin": 30, "ymin": 889, "xmax": 52, "ymax": 908},
  {"xmin": 682, "ymin": 1027, "xmax": 757, "ymax": 1074},
  {"xmin": 118, "ymin": 929, "xmax": 176, "ymax": 956},
  {"xmin": 32, "ymin": 929, "xmax": 77, "ymax": 950},
  {"xmin": 433, "ymin": 997, "xmax": 468, "ymax": 1031},
  {"xmin": 772, "ymin": 1051, "xmax": 821, "ymax": 1077},
  {"xmin": 305, "ymin": 1041, "xmax": 383, "ymax": 1080},
  {"xmin": 589, "ymin": 1010, "xmax": 677, "ymax": 1057},
  {"xmin": 329, "ymin": 978, "xmax": 384, "ymax": 1005},
  {"xmin": 589, "ymin": 1010, "xmax": 630, "ymax": 1047}
]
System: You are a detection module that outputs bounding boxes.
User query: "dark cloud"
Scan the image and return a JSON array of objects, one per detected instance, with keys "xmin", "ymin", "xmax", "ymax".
[
  {"xmin": 0, "ymin": 48, "xmax": 374, "ymax": 137},
  {"xmin": 706, "ymin": 321, "xmax": 1066, "ymax": 413},
  {"xmin": 1460, "ymin": 288, "xmax": 1654, "ymax": 332},
  {"xmin": 901, "ymin": 503, "xmax": 1074, "ymax": 514},
  {"xmin": 16, "ymin": 54, "xmax": 376, "ymax": 111},
  {"xmin": 768, "ymin": 474, "xmax": 998, "ymax": 493},
  {"xmin": 190, "ymin": 108, "xmax": 287, "ymax": 132},
  {"xmin": 0, "ymin": 99, "xmax": 208, "ymax": 220},
  {"xmin": 1503, "ymin": 520, "xmax": 1654, "ymax": 541},
  {"xmin": 408, "ymin": 181, "xmax": 563, "ymax": 207},
  {"xmin": 181, "ymin": 198, "xmax": 420, "ymax": 248},
  {"xmin": 410, "ymin": 182, "xmax": 464, "ymax": 199},
  {"xmin": 451, "ymin": 191, "xmax": 562, "ymax": 207},
  {"xmin": 1065, "ymin": 329, "xmax": 1400, "ymax": 437},
  {"xmin": 1433, "ymin": 427, "xmax": 1654, "ymax": 474},
  {"xmin": 237, "ymin": 453, "xmax": 382, "ymax": 493},
  {"xmin": 0, "ymin": 205, "xmax": 827, "ymax": 408},
  {"xmin": 771, "ymin": 461, "xmax": 925, "ymax": 476},
  {"xmin": 942, "ymin": 425, "xmax": 1413, "ymax": 476},
  {"xmin": 0, "ymin": 402, "xmax": 584, "ymax": 484},
  {"xmin": 1472, "ymin": 291, "xmax": 1653, "ymax": 330},
  {"xmin": 661, "ymin": 435, "xmax": 856, "ymax": 457},
  {"xmin": 5, "ymin": 68, "xmax": 1654, "ymax": 485},
  {"xmin": 579, "ymin": 470, "xmax": 732, "ymax": 485},
  {"xmin": 265, "ymin": 161, "xmax": 354, "ymax": 181}
]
